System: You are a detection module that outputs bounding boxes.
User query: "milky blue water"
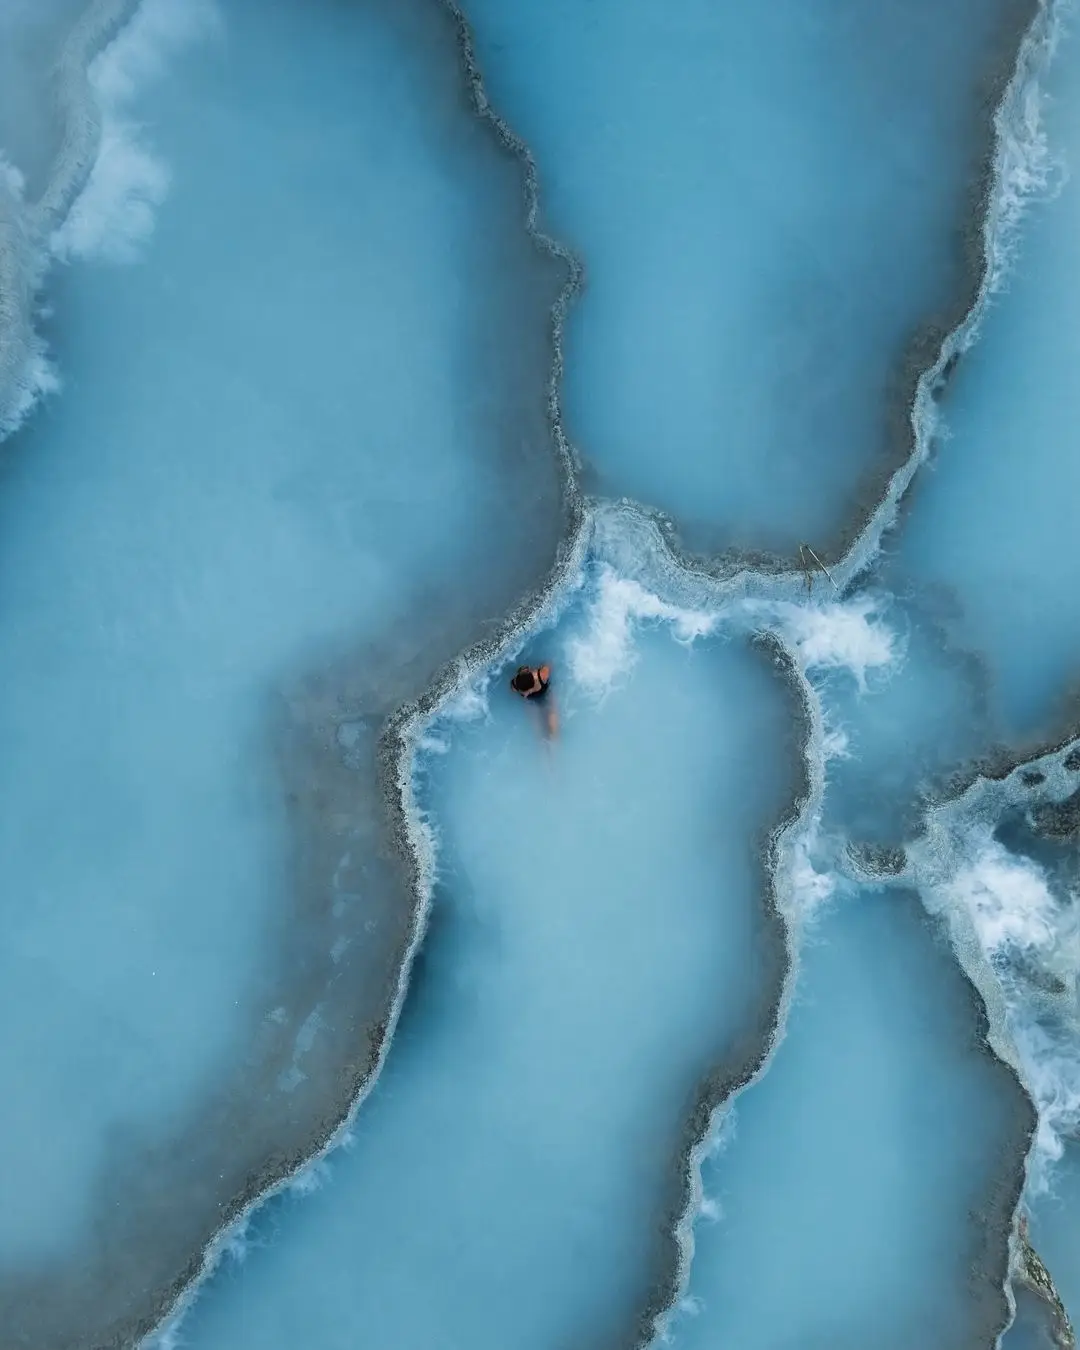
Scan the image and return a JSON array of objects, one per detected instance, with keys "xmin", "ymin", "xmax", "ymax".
[
  {"xmin": 669, "ymin": 888, "xmax": 1024, "ymax": 1350},
  {"xmin": 894, "ymin": 19, "xmax": 1080, "ymax": 747},
  {"xmin": 1002, "ymin": 1289, "xmax": 1061, "ymax": 1350},
  {"xmin": 460, "ymin": 0, "xmax": 1029, "ymax": 557},
  {"xmin": 815, "ymin": 28, "xmax": 1080, "ymax": 1326},
  {"xmin": 916, "ymin": 27, "xmax": 1080, "ymax": 1329},
  {"xmin": 0, "ymin": 0, "xmax": 562, "ymax": 1327},
  {"xmin": 818, "ymin": 585, "xmax": 993, "ymax": 845},
  {"xmin": 0, "ymin": 0, "xmax": 1068, "ymax": 1347},
  {"xmin": 172, "ymin": 609, "xmax": 796, "ymax": 1350},
  {"xmin": 0, "ymin": 0, "xmax": 88, "ymax": 196}
]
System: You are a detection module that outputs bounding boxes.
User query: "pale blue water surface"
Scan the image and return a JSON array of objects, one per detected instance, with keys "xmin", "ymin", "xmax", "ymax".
[
  {"xmin": 1001, "ymin": 1288, "xmax": 1061, "ymax": 1350},
  {"xmin": 172, "ymin": 608, "xmax": 797, "ymax": 1350},
  {"xmin": 893, "ymin": 20, "xmax": 1080, "ymax": 747},
  {"xmin": 671, "ymin": 889, "xmax": 1029, "ymax": 1350},
  {"xmin": 0, "ymin": 0, "xmax": 89, "ymax": 196},
  {"xmin": 0, "ymin": 0, "xmax": 1067, "ymax": 1346},
  {"xmin": 0, "ymin": 0, "xmax": 563, "ymax": 1336},
  {"xmin": 460, "ymin": 0, "xmax": 1032, "ymax": 557},
  {"xmin": 991, "ymin": 808, "xmax": 1080, "ymax": 1336},
  {"xmin": 814, "ymin": 21, "xmax": 1080, "ymax": 833},
  {"xmin": 818, "ymin": 585, "xmax": 993, "ymax": 845}
]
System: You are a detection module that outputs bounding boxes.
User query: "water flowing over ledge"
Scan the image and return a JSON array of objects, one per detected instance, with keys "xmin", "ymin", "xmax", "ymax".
[{"xmin": 897, "ymin": 732, "xmax": 1080, "ymax": 1330}]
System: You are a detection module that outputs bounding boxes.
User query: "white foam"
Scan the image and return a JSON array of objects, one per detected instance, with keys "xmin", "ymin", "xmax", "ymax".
[
  {"xmin": 417, "ymin": 732, "xmax": 451, "ymax": 756},
  {"xmin": 788, "ymin": 834, "xmax": 837, "ymax": 920},
  {"xmin": 754, "ymin": 595, "xmax": 901, "ymax": 692},
  {"xmin": 222, "ymin": 1217, "xmax": 251, "ymax": 1264},
  {"xmin": 0, "ymin": 156, "xmax": 26, "ymax": 200},
  {"xmin": 567, "ymin": 565, "xmax": 717, "ymax": 698},
  {"xmin": 51, "ymin": 0, "xmax": 219, "ymax": 264},
  {"xmin": 980, "ymin": 0, "xmax": 1065, "ymax": 302},
  {"xmin": 440, "ymin": 670, "xmax": 494, "ymax": 725},
  {"xmin": 820, "ymin": 726, "xmax": 851, "ymax": 762},
  {"xmin": 697, "ymin": 1196, "xmax": 722, "ymax": 1224},
  {"xmin": 416, "ymin": 669, "xmax": 493, "ymax": 766},
  {"xmin": 54, "ymin": 124, "xmax": 170, "ymax": 263},
  {"xmin": 922, "ymin": 822, "xmax": 1080, "ymax": 1194},
  {"xmin": 703, "ymin": 1107, "xmax": 737, "ymax": 1160},
  {"xmin": 1013, "ymin": 1016, "xmax": 1080, "ymax": 1192},
  {"xmin": 288, "ymin": 1158, "xmax": 332, "ymax": 1197},
  {"xmin": 944, "ymin": 834, "xmax": 1059, "ymax": 956},
  {"xmin": 2, "ymin": 0, "xmax": 218, "ymax": 436}
]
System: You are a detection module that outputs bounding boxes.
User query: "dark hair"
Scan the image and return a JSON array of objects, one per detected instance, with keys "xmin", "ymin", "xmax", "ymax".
[{"xmin": 511, "ymin": 668, "xmax": 535, "ymax": 692}]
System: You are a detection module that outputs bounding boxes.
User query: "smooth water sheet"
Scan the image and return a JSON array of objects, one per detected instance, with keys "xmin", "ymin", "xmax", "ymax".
[
  {"xmin": 170, "ymin": 606, "xmax": 798, "ymax": 1350},
  {"xmin": 671, "ymin": 889, "xmax": 1029, "ymax": 1350},
  {"xmin": 461, "ymin": 0, "xmax": 1032, "ymax": 557}
]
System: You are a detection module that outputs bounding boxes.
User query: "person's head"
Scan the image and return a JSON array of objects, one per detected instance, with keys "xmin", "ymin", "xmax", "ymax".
[{"xmin": 511, "ymin": 666, "xmax": 536, "ymax": 693}]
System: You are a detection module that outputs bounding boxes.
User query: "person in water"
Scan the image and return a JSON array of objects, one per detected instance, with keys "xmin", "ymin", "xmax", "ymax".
[
  {"xmin": 511, "ymin": 664, "xmax": 558, "ymax": 738},
  {"xmin": 511, "ymin": 664, "xmax": 550, "ymax": 699}
]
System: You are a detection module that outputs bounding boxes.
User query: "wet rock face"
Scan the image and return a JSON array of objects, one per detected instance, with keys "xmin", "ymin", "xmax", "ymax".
[
  {"xmin": 847, "ymin": 841, "xmax": 908, "ymax": 876},
  {"xmin": 1014, "ymin": 1224, "xmax": 1077, "ymax": 1350},
  {"xmin": 1031, "ymin": 788, "xmax": 1080, "ymax": 840}
]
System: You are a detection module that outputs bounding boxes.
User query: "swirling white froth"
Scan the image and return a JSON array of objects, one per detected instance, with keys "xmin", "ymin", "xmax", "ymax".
[
  {"xmin": 752, "ymin": 595, "xmax": 901, "ymax": 692},
  {"xmin": 566, "ymin": 564, "xmax": 719, "ymax": 698},
  {"xmin": 51, "ymin": 0, "xmax": 219, "ymax": 263},
  {"xmin": 946, "ymin": 834, "xmax": 1061, "ymax": 955},
  {"xmin": 0, "ymin": 0, "xmax": 219, "ymax": 437},
  {"xmin": 563, "ymin": 556, "xmax": 903, "ymax": 708},
  {"xmin": 980, "ymin": 0, "xmax": 1065, "ymax": 301},
  {"xmin": 914, "ymin": 815, "xmax": 1080, "ymax": 1196}
]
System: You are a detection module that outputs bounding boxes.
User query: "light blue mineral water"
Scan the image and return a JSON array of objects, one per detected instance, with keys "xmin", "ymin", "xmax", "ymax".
[
  {"xmin": 671, "ymin": 888, "xmax": 1029, "ymax": 1350},
  {"xmin": 169, "ymin": 595, "xmax": 798, "ymax": 1350},
  {"xmin": 0, "ymin": 0, "xmax": 560, "ymax": 1272},
  {"xmin": 818, "ymin": 585, "xmax": 996, "ymax": 844},
  {"xmin": 1001, "ymin": 1288, "xmax": 1061, "ymax": 1350},
  {"xmin": 0, "ymin": 0, "xmax": 88, "ymax": 196},
  {"xmin": 460, "ymin": 0, "xmax": 1030, "ymax": 556},
  {"xmin": 897, "ymin": 21, "xmax": 1080, "ymax": 745},
  {"xmin": 0, "ymin": 0, "xmax": 1053, "ymax": 1346}
]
